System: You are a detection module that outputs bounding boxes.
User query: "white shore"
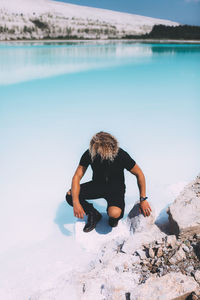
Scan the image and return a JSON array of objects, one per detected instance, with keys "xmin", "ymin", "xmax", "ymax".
[{"xmin": 0, "ymin": 39, "xmax": 200, "ymax": 44}]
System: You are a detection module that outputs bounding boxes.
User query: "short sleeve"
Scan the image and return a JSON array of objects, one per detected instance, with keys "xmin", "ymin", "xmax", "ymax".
[
  {"xmin": 121, "ymin": 149, "xmax": 136, "ymax": 171},
  {"xmin": 79, "ymin": 149, "xmax": 91, "ymax": 168}
]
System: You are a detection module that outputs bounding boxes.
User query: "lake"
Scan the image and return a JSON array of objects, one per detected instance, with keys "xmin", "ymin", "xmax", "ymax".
[{"xmin": 0, "ymin": 41, "xmax": 199, "ymax": 299}]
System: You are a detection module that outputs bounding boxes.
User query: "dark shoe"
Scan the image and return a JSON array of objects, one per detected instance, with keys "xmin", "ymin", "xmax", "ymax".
[
  {"xmin": 83, "ymin": 209, "xmax": 102, "ymax": 232},
  {"xmin": 108, "ymin": 217, "xmax": 119, "ymax": 227}
]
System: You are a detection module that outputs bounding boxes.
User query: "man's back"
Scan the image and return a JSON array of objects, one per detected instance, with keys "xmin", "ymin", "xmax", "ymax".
[{"xmin": 79, "ymin": 147, "xmax": 136, "ymax": 185}]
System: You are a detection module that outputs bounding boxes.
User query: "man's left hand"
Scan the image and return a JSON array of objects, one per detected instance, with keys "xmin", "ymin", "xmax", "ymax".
[{"xmin": 139, "ymin": 200, "xmax": 152, "ymax": 217}]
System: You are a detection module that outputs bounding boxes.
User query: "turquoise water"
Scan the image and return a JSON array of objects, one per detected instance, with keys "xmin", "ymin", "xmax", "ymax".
[{"xmin": 0, "ymin": 42, "xmax": 200, "ymax": 252}]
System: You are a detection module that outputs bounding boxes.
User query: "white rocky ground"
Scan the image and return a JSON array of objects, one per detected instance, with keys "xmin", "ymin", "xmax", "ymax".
[
  {"xmin": 0, "ymin": 0, "xmax": 179, "ymax": 40},
  {"xmin": 68, "ymin": 174, "xmax": 200, "ymax": 300},
  {"xmin": 20, "ymin": 175, "xmax": 200, "ymax": 300},
  {"xmin": 9, "ymin": 175, "xmax": 199, "ymax": 299}
]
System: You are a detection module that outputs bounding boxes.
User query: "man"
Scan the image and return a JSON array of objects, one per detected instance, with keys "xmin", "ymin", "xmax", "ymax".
[{"xmin": 66, "ymin": 131, "xmax": 152, "ymax": 233}]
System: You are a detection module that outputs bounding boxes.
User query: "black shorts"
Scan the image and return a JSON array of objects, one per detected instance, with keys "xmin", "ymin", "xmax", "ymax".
[{"xmin": 67, "ymin": 180, "xmax": 126, "ymax": 218}]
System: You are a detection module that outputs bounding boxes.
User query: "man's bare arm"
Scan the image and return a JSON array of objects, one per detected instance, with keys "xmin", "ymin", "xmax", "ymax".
[
  {"xmin": 71, "ymin": 165, "xmax": 87, "ymax": 219},
  {"xmin": 129, "ymin": 164, "xmax": 146, "ymax": 198},
  {"xmin": 71, "ymin": 165, "xmax": 87, "ymax": 203},
  {"xmin": 129, "ymin": 164, "xmax": 152, "ymax": 217}
]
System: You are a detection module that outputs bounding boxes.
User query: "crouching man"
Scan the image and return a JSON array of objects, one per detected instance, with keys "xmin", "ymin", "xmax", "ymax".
[{"xmin": 66, "ymin": 131, "xmax": 151, "ymax": 233}]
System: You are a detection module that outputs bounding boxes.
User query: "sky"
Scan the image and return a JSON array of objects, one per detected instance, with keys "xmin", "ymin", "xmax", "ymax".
[{"xmin": 56, "ymin": 0, "xmax": 200, "ymax": 26}]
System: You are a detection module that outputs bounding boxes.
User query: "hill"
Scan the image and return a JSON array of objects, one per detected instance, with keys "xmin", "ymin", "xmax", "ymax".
[{"xmin": 0, "ymin": 0, "xmax": 179, "ymax": 40}]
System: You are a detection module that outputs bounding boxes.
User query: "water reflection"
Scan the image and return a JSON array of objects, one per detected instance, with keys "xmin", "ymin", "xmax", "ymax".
[
  {"xmin": 0, "ymin": 42, "xmax": 199, "ymax": 85},
  {"xmin": 0, "ymin": 43, "xmax": 152, "ymax": 85},
  {"xmin": 152, "ymin": 44, "xmax": 200, "ymax": 55}
]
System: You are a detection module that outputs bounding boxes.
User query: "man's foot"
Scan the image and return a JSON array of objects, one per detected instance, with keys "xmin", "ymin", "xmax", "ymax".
[
  {"xmin": 83, "ymin": 208, "xmax": 102, "ymax": 232},
  {"xmin": 108, "ymin": 217, "xmax": 119, "ymax": 228}
]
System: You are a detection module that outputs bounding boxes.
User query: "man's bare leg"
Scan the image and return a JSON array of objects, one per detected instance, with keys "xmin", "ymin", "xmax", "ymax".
[{"xmin": 108, "ymin": 206, "xmax": 122, "ymax": 227}]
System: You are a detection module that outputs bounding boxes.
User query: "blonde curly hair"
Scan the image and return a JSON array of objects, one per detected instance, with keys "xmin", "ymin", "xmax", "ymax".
[{"xmin": 89, "ymin": 131, "xmax": 119, "ymax": 162}]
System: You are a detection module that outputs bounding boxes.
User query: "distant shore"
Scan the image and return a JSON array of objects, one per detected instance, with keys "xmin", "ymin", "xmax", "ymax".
[{"xmin": 1, "ymin": 39, "xmax": 200, "ymax": 44}]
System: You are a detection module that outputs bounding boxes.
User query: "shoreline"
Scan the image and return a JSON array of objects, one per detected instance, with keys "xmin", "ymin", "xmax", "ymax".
[{"xmin": 0, "ymin": 39, "xmax": 200, "ymax": 44}]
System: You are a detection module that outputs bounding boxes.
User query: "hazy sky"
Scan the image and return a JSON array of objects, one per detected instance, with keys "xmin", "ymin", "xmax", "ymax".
[{"xmin": 56, "ymin": 0, "xmax": 200, "ymax": 25}]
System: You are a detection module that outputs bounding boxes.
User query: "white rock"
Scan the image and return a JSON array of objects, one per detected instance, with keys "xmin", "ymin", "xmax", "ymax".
[
  {"xmin": 156, "ymin": 247, "xmax": 163, "ymax": 258},
  {"xmin": 167, "ymin": 174, "xmax": 200, "ymax": 239},
  {"xmin": 76, "ymin": 256, "xmax": 140, "ymax": 300},
  {"xmin": 185, "ymin": 265, "xmax": 194, "ymax": 274},
  {"xmin": 195, "ymin": 233, "xmax": 200, "ymax": 239},
  {"xmin": 149, "ymin": 248, "xmax": 155, "ymax": 258},
  {"xmin": 194, "ymin": 270, "xmax": 200, "ymax": 283},
  {"xmin": 169, "ymin": 247, "xmax": 186, "ymax": 264},
  {"xmin": 132, "ymin": 272, "xmax": 199, "ymax": 300},
  {"xmin": 121, "ymin": 201, "xmax": 166, "ymax": 255},
  {"xmin": 181, "ymin": 244, "xmax": 190, "ymax": 253},
  {"xmin": 132, "ymin": 255, "xmax": 141, "ymax": 264},
  {"xmin": 165, "ymin": 235, "xmax": 177, "ymax": 248},
  {"xmin": 121, "ymin": 225, "xmax": 166, "ymax": 255},
  {"xmin": 135, "ymin": 249, "xmax": 146, "ymax": 260},
  {"xmin": 127, "ymin": 202, "xmax": 155, "ymax": 234}
]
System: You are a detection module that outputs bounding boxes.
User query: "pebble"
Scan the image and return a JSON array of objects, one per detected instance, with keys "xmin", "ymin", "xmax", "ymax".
[
  {"xmin": 142, "ymin": 259, "xmax": 149, "ymax": 265},
  {"xmin": 142, "ymin": 266, "xmax": 149, "ymax": 272},
  {"xmin": 194, "ymin": 233, "xmax": 200, "ymax": 239},
  {"xmin": 160, "ymin": 256, "xmax": 164, "ymax": 260},
  {"xmin": 190, "ymin": 292, "xmax": 199, "ymax": 300},
  {"xmin": 176, "ymin": 240, "xmax": 182, "ymax": 247},
  {"xmin": 165, "ymin": 235, "xmax": 177, "ymax": 248},
  {"xmin": 154, "ymin": 245, "xmax": 160, "ymax": 249},
  {"xmin": 149, "ymin": 248, "xmax": 155, "ymax": 258},
  {"xmin": 181, "ymin": 244, "xmax": 190, "ymax": 253},
  {"xmin": 123, "ymin": 262, "xmax": 129, "ymax": 270},
  {"xmin": 132, "ymin": 255, "xmax": 141, "ymax": 264},
  {"xmin": 136, "ymin": 249, "xmax": 147, "ymax": 260},
  {"xmin": 169, "ymin": 247, "xmax": 186, "ymax": 264},
  {"xmin": 155, "ymin": 240, "xmax": 163, "ymax": 245},
  {"xmin": 154, "ymin": 258, "xmax": 161, "ymax": 266},
  {"xmin": 185, "ymin": 265, "xmax": 194, "ymax": 274},
  {"xmin": 184, "ymin": 240, "xmax": 191, "ymax": 247},
  {"xmin": 194, "ymin": 270, "xmax": 200, "ymax": 283},
  {"xmin": 156, "ymin": 247, "xmax": 163, "ymax": 258},
  {"xmin": 163, "ymin": 268, "xmax": 168, "ymax": 276}
]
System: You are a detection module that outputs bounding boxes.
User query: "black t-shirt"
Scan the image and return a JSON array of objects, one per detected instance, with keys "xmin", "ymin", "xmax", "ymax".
[{"xmin": 79, "ymin": 147, "xmax": 136, "ymax": 186}]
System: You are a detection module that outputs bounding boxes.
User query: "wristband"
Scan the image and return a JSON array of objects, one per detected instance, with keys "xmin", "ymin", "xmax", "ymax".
[{"xmin": 140, "ymin": 196, "xmax": 148, "ymax": 202}]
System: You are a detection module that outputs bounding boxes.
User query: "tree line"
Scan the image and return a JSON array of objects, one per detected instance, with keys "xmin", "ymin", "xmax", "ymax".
[{"xmin": 124, "ymin": 25, "xmax": 200, "ymax": 40}]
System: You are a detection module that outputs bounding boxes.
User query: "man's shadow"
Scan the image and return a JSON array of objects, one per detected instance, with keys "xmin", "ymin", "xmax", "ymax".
[
  {"xmin": 95, "ymin": 212, "xmax": 112, "ymax": 234},
  {"xmin": 54, "ymin": 200, "xmax": 112, "ymax": 236},
  {"xmin": 54, "ymin": 201, "xmax": 74, "ymax": 236}
]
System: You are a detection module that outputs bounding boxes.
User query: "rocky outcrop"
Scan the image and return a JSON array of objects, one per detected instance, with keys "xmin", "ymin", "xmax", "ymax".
[
  {"xmin": 74, "ymin": 233, "xmax": 200, "ymax": 299},
  {"xmin": 134, "ymin": 273, "xmax": 199, "ymax": 300},
  {"xmin": 72, "ymin": 174, "xmax": 200, "ymax": 300},
  {"xmin": 167, "ymin": 174, "xmax": 200, "ymax": 239},
  {"xmin": 122, "ymin": 202, "xmax": 166, "ymax": 255}
]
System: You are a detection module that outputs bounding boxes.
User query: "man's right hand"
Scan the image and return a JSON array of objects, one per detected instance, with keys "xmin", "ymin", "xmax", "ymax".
[
  {"xmin": 139, "ymin": 200, "xmax": 152, "ymax": 217},
  {"xmin": 73, "ymin": 202, "xmax": 86, "ymax": 219}
]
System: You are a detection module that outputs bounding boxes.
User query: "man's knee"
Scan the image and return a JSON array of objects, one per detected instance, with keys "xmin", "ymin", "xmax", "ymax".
[
  {"xmin": 108, "ymin": 206, "xmax": 122, "ymax": 218},
  {"xmin": 65, "ymin": 189, "xmax": 73, "ymax": 206}
]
